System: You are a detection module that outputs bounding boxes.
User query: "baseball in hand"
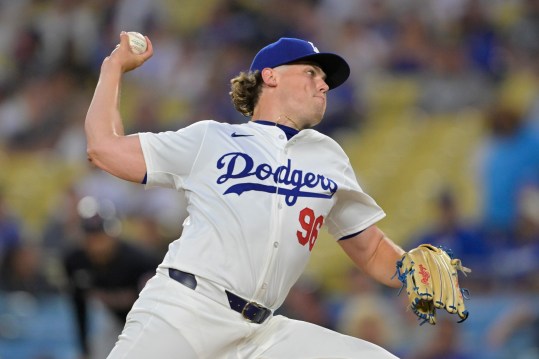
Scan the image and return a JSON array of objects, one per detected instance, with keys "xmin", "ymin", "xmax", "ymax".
[{"xmin": 127, "ymin": 32, "xmax": 147, "ymax": 54}]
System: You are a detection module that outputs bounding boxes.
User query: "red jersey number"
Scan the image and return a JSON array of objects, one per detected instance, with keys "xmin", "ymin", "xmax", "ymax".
[{"xmin": 297, "ymin": 207, "xmax": 324, "ymax": 251}]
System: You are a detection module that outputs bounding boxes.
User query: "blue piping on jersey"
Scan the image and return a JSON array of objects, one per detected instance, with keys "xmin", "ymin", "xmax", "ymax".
[{"xmin": 339, "ymin": 229, "xmax": 365, "ymax": 241}]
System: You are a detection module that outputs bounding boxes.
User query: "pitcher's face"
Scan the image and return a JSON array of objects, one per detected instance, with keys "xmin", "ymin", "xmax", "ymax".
[{"xmin": 273, "ymin": 63, "xmax": 329, "ymax": 128}]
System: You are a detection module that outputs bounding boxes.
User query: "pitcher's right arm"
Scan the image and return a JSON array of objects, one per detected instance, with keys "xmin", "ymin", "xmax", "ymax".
[{"xmin": 85, "ymin": 32, "xmax": 153, "ymax": 183}]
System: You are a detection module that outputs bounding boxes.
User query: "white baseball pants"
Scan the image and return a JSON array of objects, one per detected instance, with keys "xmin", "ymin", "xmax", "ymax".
[{"xmin": 106, "ymin": 270, "xmax": 399, "ymax": 359}]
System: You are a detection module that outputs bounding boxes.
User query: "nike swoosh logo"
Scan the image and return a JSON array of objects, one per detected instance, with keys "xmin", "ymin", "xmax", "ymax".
[{"xmin": 231, "ymin": 132, "xmax": 254, "ymax": 137}]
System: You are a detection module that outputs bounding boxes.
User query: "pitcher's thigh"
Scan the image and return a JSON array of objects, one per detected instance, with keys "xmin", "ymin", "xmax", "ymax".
[
  {"xmin": 255, "ymin": 316, "xmax": 399, "ymax": 359},
  {"xmin": 106, "ymin": 310, "xmax": 198, "ymax": 359}
]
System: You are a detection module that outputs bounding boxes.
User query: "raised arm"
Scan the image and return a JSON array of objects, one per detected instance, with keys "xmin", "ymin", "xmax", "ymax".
[
  {"xmin": 85, "ymin": 32, "xmax": 153, "ymax": 183},
  {"xmin": 338, "ymin": 225, "xmax": 404, "ymax": 288}
]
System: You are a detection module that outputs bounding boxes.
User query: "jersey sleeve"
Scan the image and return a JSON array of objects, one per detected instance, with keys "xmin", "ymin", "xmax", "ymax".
[
  {"xmin": 139, "ymin": 120, "xmax": 209, "ymax": 189},
  {"xmin": 325, "ymin": 160, "xmax": 385, "ymax": 240}
]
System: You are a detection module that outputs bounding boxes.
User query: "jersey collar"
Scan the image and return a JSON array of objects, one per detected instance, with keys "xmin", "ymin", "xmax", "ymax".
[{"xmin": 252, "ymin": 120, "xmax": 299, "ymax": 140}]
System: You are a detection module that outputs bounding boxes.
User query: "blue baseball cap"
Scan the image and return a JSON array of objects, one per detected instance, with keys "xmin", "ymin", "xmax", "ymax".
[{"xmin": 250, "ymin": 37, "xmax": 350, "ymax": 90}]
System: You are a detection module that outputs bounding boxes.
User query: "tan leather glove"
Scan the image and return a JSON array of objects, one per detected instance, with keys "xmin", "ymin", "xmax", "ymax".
[{"xmin": 395, "ymin": 244, "xmax": 471, "ymax": 325}]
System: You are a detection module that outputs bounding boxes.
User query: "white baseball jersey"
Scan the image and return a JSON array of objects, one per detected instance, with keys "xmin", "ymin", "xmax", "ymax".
[{"xmin": 139, "ymin": 120, "xmax": 385, "ymax": 310}]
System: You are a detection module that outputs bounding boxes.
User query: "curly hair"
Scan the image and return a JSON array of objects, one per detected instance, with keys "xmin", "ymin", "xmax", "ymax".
[{"xmin": 229, "ymin": 71, "xmax": 263, "ymax": 117}]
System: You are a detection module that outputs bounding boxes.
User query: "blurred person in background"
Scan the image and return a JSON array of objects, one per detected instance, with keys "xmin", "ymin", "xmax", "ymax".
[
  {"xmin": 31, "ymin": 0, "xmax": 99, "ymax": 75},
  {"xmin": 408, "ymin": 189, "xmax": 491, "ymax": 290},
  {"xmin": 126, "ymin": 213, "xmax": 173, "ymax": 259},
  {"xmin": 275, "ymin": 274, "xmax": 335, "ymax": 331},
  {"xmin": 458, "ymin": 0, "xmax": 505, "ymax": 80},
  {"xmin": 415, "ymin": 39, "xmax": 493, "ymax": 115},
  {"xmin": 0, "ymin": 240, "xmax": 57, "ymax": 295},
  {"xmin": 387, "ymin": 13, "xmax": 430, "ymax": 75},
  {"xmin": 487, "ymin": 300, "xmax": 539, "ymax": 359},
  {"xmin": 5, "ymin": 69, "xmax": 79, "ymax": 153},
  {"xmin": 0, "ymin": 75, "xmax": 50, "ymax": 150},
  {"xmin": 335, "ymin": 267, "xmax": 404, "ymax": 356},
  {"xmin": 405, "ymin": 317, "xmax": 473, "ymax": 359},
  {"xmin": 62, "ymin": 197, "xmax": 159, "ymax": 359},
  {"xmin": 474, "ymin": 104, "xmax": 539, "ymax": 236},
  {"xmin": 507, "ymin": 0, "xmax": 539, "ymax": 67},
  {"xmin": 488, "ymin": 185, "xmax": 539, "ymax": 291},
  {"xmin": 42, "ymin": 186, "xmax": 85, "ymax": 256},
  {"xmin": 0, "ymin": 188, "xmax": 22, "ymax": 268},
  {"xmin": 521, "ymin": 62, "xmax": 539, "ymax": 132}
]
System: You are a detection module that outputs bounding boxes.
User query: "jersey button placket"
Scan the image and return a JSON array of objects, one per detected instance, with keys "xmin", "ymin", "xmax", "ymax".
[{"xmin": 255, "ymin": 136, "xmax": 285, "ymax": 302}]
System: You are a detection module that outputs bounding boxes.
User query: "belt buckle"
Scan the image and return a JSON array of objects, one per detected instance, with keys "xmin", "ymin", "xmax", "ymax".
[{"xmin": 241, "ymin": 301, "xmax": 270, "ymax": 324}]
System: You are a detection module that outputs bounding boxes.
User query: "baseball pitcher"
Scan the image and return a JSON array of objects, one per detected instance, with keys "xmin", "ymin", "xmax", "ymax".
[{"xmin": 84, "ymin": 33, "xmax": 469, "ymax": 359}]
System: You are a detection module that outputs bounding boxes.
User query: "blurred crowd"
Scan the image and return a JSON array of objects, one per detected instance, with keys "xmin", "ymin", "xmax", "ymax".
[{"xmin": 1, "ymin": 0, "xmax": 539, "ymax": 358}]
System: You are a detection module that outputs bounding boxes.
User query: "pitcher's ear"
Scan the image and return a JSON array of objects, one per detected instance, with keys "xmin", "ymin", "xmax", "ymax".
[{"xmin": 261, "ymin": 68, "xmax": 277, "ymax": 87}]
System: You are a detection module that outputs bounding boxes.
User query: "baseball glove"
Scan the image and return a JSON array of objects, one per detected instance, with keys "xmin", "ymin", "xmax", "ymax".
[{"xmin": 395, "ymin": 244, "xmax": 471, "ymax": 325}]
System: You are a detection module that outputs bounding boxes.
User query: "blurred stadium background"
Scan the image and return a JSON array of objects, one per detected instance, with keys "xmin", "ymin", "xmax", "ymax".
[{"xmin": 1, "ymin": 0, "xmax": 539, "ymax": 358}]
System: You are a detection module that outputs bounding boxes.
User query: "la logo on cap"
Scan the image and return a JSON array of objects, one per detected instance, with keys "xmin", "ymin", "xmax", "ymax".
[{"xmin": 308, "ymin": 41, "xmax": 319, "ymax": 53}]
